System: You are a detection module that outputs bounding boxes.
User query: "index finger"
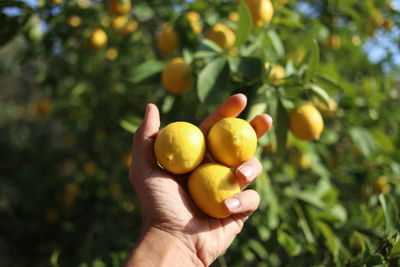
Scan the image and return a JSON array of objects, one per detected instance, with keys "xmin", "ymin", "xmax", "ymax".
[{"xmin": 199, "ymin": 94, "xmax": 247, "ymax": 135}]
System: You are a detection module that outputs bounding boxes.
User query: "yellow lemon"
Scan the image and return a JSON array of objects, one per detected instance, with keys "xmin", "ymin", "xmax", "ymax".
[
  {"xmin": 121, "ymin": 20, "xmax": 138, "ymax": 34},
  {"xmin": 108, "ymin": 0, "xmax": 131, "ymax": 16},
  {"xmin": 186, "ymin": 11, "xmax": 202, "ymax": 35},
  {"xmin": 205, "ymin": 24, "xmax": 235, "ymax": 50},
  {"xmin": 228, "ymin": 12, "xmax": 240, "ymax": 22},
  {"xmin": 244, "ymin": 0, "xmax": 274, "ymax": 27},
  {"xmin": 208, "ymin": 118, "xmax": 257, "ymax": 168},
  {"xmin": 311, "ymin": 97, "xmax": 337, "ymax": 117},
  {"xmin": 265, "ymin": 62, "xmax": 285, "ymax": 85},
  {"xmin": 88, "ymin": 28, "xmax": 107, "ymax": 50},
  {"xmin": 161, "ymin": 57, "xmax": 194, "ymax": 95},
  {"xmin": 106, "ymin": 47, "xmax": 118, "ymax": 60},
  {"xmin": 188, "ymin": 163, "xmax": 240, "ymax": 218},
  {"xmin": 154, "ymin": 122, "xmax": 206, "ymax": 174},
  {"xmin": 111, "ymin": 15, "xmax": 128, "ymax": 32},
  {"xmin": 327, "ymin": 34, "xmax": 341, "ymax": 50},
  {"xmin": 289, "ymin": 104, "xmax": 324, "ymax": 141},
  {"xmin": 68, "ymin": 15, "xmax": 81, "ymax": 27},
  {"xmin": 373, "ymin": 176, "xmax": 391, "ymax": 195},
  {"xmin": 290, "ymin": 149, "xmax": 311, "ymax": 170},
  {"xmin": 156, "ymin": 23, "xmax": 180, "ymax": 56}
]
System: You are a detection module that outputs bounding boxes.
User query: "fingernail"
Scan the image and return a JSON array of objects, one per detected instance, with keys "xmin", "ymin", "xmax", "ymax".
[
  {"xmin": 225, "ymin": 197, "xmax": 240, "ymax": 211},
  {"xmin": 238, "ymin": 165, "xmax": 254, "ymax": 181}
]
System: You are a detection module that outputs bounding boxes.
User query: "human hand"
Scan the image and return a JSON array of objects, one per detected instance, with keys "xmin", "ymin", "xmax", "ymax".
[{"xmin": 125, "ymin": 94, "xmax": 273, "ymax": 266}]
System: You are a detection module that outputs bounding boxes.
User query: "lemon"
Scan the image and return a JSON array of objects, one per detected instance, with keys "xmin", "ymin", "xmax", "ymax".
[
  {"xmin": 311, "ymin": 97, "xmax": 337, "ymax": 117},
  {"xmin": 208, "ymin": 118, "xmax": 257, "ymax": 168},
  {"xmin": 373, "ymin": 176, "xmax": 391, "ymax": 195},
  {"xmin": 106, "ymin": 47, "xmax": 118, "ymax": 60},
  {"xmin": 228, "ymin": 12, "xmax": 240, "ymax": 22},
  {"xmin": 327, "ymin": 34, "xmax": 341, "ymax": 50},
  {"xmin": 205, "ymin": 24, "xmax": 235, "ymax": 50},
  {"xmin": 88, "ymin": 28, "xmax": 107, "ymax": 50},
  {"xmin": 265, "ymin": 62, "xmax": 285, "ymax": 85},
  {"xmin": 244, "ymin": 0, "xmax": 274, "ymax": 27},
  {"xmin": 290, "ymin": 149, "xmax": 311, "ymax": 170},
  {"xmin": 68, "ymin": 15, "xmax": 81, "ymax": 27},
  {"xmin": 186, "ymin": 11, "xmax": 202, "ymax": 35},
  {"xmin": 108, "ymin": 0, "xmax": 131, "ymax": 16},
  {"xmin": 154, "ymin": 122, "xmax": 206, "ymax": 174},
  {"xmin": 161, "ymin": 58, "xmax": 194, "ymax": 95},
  {"xmin": 188, "ymin": 163, "xmax": 240, "ymax": 218},
  {"xmin": 156, "ymin": 23, "xmax": 180, "ymax": 56},
  {"xmin": 289, "ymin": 104, "xmax": 324, "ymax": 141}
]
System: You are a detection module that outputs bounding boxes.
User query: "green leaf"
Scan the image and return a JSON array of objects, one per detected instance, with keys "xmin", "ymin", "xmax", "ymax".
[
  {"xmin": 349, "ymin": 127, "xmax": 378, "ymax": 157},
  {"xmin": 308, "ymin": 84, "xmax": 331, "ymax": 108},
  {"xmin": 248, "ymin": 239, "xmax": 268, "ymax": 259},
  {"xmin": 304, "ymin": 39, "xmax": 320, "ymax": 82},
  {"xmin": 193, "ymin": 50, "xmax": 218, "ymax": 59},
  {"xmin": 246, "ymin": 85, "xmax": 270, "ymax": 121},
  {"xmin": 391, "ymin": 240, "xmax": 400, "ymax": 258},
  {"xmin": 315, "ymin": 75, "xmax": 342, "ymax": 93},
  {"xmin": 378, "ymin": 195, "xmax": 398, "ymax": 236},
  {"xmin": 316, "ymin": 220, "xmax": 339, "ymax": 260},
  {"xmin": 275, "ymin": 98, "xmax": 289, "ymax": 158},
  {"xmin": 267, "ymin": 30, "xmax": 285, "ymax": 58},
  {"xmin": 200, "ymin": 39, "xmax": 224, "ymax": 53},
  {"xmin": 129, "ymin": 60, "xmax": 165, "ymax": 84},
  {"xmin": 234, "ymin": 0, "xmax": 252, "ymax": 47},
  {"xmin": 277, "ymin": 230, "xmax": 301, "ymax": 256},
  {"xmin": 197, "ymin": 57, "xmax": 229, "ymax": 103},
  {"xmin": 228, "ymin": 56, "xmax": 264, "ymax": 81},
  {"xmin": 293, "ymin": 202, "xmax": 315, "ymax": 244},
  {"xmin": 119, "ymin": 117, "xmax": 142, "ymax": 133},
  {"xmin": 371, "ymin": 128, "xmax": 394, "ymax": 153}
]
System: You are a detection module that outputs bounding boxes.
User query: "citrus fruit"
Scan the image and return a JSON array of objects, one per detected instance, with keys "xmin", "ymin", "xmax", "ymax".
[
  {"xmin": 289, "ymin": 104, "xmax": 324, "ymax": 141},
  {"xmin": 108, "ymin": 0, "xmax": 131, "ymax": 16},
  {"xmin": 327, "ymin": 34, "xmax": 341, "ymax": 50},
  {"xmin": 68, "ymin": 15, "xmax": 81, "ymax": 27},
  {"xmin": 208, "ymin": 118, "xmax": 257, "ymax": 168},
  {"xmin": 311, "ymin": 97, "xmax": 337, "ymax": 117},
  {"xmin": 88, "ymin": 28, "xmax": 107, "ymax": 50},
  {"xmin": 244, "ymin": 0, "xmax": 274, "ymax": 27},
  {"xmin": 154, "ymin": 122, "xmax": 206, "ymax": 174},
  {"xmin": 205, "ymin": 24, "xmax": 235, "ymax": 50},
  {"xmin": 188, "ymin": 163, "xmax": 240, "ymax": 218},
  {"xmin": 186, "ymin": 11, "xmax": 202, "ymax": 35},
  {"xmin": 290, "ymin": 149, "xmax": 311, "ymax": 170},
  {"xmin": 373, "ymin": 176, "xmax": 391, "ymax": 195},
  {"xmin": 161, "ymin": 58, "xmax": 194, "ymax": 95},
  {"xmin": 156, "ymin": 23, "xmax": 180, "ymax": 56},
  {"xmin": 106, "ymin": 47, "xmax": 118, "ymax": 60},
  {"xmin": 265, "ymin": 63, "xmax": 285, "ymax": 85}
]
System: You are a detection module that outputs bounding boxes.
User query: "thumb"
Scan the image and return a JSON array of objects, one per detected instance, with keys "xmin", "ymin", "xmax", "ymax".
[{"xmin": 131, "ymin": 104, "xmax": 160, "ymax": 169}]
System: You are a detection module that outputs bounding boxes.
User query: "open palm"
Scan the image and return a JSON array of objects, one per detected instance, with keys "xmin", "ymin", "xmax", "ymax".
[{"xmin": 129, "ymin": 94, "xmax": 272, "ymax": 266}]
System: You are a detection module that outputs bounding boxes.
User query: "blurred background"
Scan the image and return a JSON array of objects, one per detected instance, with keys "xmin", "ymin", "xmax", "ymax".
[{"xmin": 1, "ymin": 0, "xmax": 400, "ymax": 266}]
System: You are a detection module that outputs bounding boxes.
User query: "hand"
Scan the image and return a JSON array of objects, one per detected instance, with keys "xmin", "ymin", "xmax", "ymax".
[{"xmin": 125, "ymin": 94, "xmax": 273, "ymax": 266}]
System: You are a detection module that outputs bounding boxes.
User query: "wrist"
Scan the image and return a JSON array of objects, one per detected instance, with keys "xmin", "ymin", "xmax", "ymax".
[{"xmin": 125, "ymin": 226, "xmax": 204, "ymax": 267}]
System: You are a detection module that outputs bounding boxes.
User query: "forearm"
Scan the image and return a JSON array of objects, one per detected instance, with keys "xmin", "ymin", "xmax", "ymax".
[{"xmin": 124, "ymin": 226, "xmax": 204, "ymax": 267}]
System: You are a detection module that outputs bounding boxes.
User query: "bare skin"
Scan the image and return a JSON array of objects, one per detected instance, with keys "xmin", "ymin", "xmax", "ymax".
[{"xmin": 125, "ymin": 94, "xmax": 273, "ymax": 267}]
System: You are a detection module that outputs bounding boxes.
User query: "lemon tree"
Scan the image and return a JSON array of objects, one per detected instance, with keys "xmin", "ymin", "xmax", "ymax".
[{"xmin": 1, "ymin": 0, "xmax": 400, "ymax": 266}]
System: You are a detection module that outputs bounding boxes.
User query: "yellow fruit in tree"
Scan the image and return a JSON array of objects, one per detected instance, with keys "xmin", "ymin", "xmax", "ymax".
[
  {"xmin": 244, "ymin": 0, "xmax": 274, "ymax": 27},
  {"xmin": 311, "ymin": 97, "xmax": 337, "ymax": 117},
  {"xmin": 186, "ymin": 11, "xmax": 202, "ymax": 35},
  {"xmin": 106, "ymin": 47, "xmax": 118, "ymax": 60},
  {"xmin": 108, "ymin": 0, "xmax": 131, "ymax": 16},
  {"xmin": 161, "ymin": 58, "xmax": 194, "ymax": 95},
  {"xmin": 373, "ymin": 176, "xmax": 391, "ymax": 195},
  {"xmin": 88, "ymin": 28, "xmax": 107, "ymax": 50},
  {"xmin": 265, "ymin": 63, "xmax": 285, "ymax": 85},
  {"xmin": 156, "ymin": 23, "xmax": 180, "ymax": 56},
  {"xmin": 290, "ymin": 149, "xmax": 311, "ymax": 170},
  {"xmin": 68, "ymin": 15, "xmax": 81, "ymax": 27},
  {"xmin": 50, "ymin": 0, "xmax": 62, "ymax": 5},
  {"xmin": 208, "ymin": 118, "xmax": 257, "ymax": 168},
  {"xmin": 228, "ymin": 12, "xmax": 240, "ymax": 22},
  {"xmin": 122, "ymin": 20, "xmax": 138, "ymax": 34},
  {"xmin": 111, "ymin": 16, "xmax": 128, "ymax": 32},
  {"xmin": 289, "ymin": 104, "xmax": 324, "ymax": 141},
  {"xmin": 327, "ymin": 34, "xmax": 341, "ymax": 50},
  {"xmin": 205, "ymin": 24, "xmax": 235, "ymax": 50},
  {"xmin": 154, "ymin": 122, "xmax": 206, "ymax": 174},
  {"xmin": 188, "ymin": 163, "xmax": 240, "ymax": 218}
]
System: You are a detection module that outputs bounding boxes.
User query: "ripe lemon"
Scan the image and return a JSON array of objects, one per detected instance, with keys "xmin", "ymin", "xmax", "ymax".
[
  {"xmin": 208, "ymin": 118, "xmax": 257, "ymax": 168},
  {"xmin": 188, "ymin": 163, "xmax": 240, "ymax": 218},
  {"xmin": 161, "ymin": 58, "xmax": 194, "ymax": 95},
  {"xmin": 108, "ymin": 0, "xmax": 131, "ymax": 16},
  {"xmin": 88, "ymin": 28, "xmax": 107, "ymax": 50},
  {"xmin": 289, "ymin": 104, "xmax": 324, "ymax": 141},
  {"xmin": 290, "ymin": 149, "xmax": 311, "ymax": 170},
  {"xmin": 244, "ymin": 0, "xmax": 274, "ymax": 27},
  {"xmin": 311, "ymin": 97, "xmax": 337, "ymax": 117},
  {"xmin": 156, "ymin": 23, "xmax": 180, "ymax": 56},
  {"xmin": 68, "ymin": 15, "xmax": 81, "ymax": 27},
  {"xmin": 186, "ymin": 11, "xmax": 202, "ymax": 35},
  {"xmin": 373, "ymin": 176, "xmax": 391, "ymax": 195},
  {"xmin": 154, "ymin": 122, "xmax": 206, "ymax": 174},
  {"xmin": 106, "ymin": 47, "xmax": 118, "ymax": 60},
  {"xmin": 327, "ymin": 34, "xmax": 341, "ymax": 50},
  {"xmin": 205, "ymin": 24, "xmax": 235, "ymax": 50},
  {"xmin": 265, "ymin": 62, "xmax": 285, "ymax": 85}
]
